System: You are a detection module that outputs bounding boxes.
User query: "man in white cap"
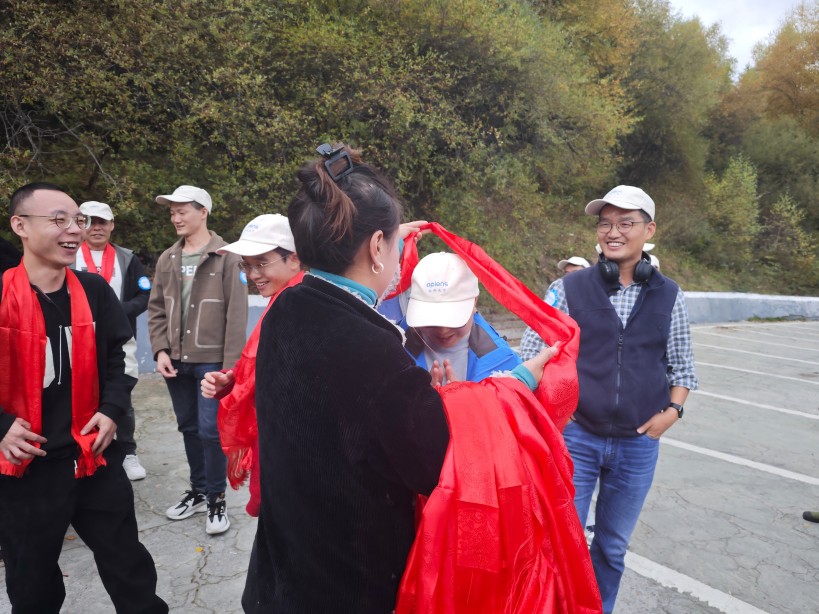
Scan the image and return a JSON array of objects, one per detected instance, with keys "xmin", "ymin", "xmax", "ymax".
[
  {"xmin": 73, "ymin": 200, "xmax": 152, "ymax": 480},
  {"xmin": 403, "ymin": 252, "xmax": 521, "ymax": 385},
  {"xmin": 519, "ymin": 185, "xmax": 697, "ymax": 614},
  {"xmin": 147, "ymin": 185, "xmax": 247, "ymax": 535},
  {"xmin": 557, "ymin": 256, "xmax": 591, "ymax": 276}
]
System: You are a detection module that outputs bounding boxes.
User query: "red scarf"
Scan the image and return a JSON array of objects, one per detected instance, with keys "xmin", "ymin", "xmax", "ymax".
[
  {"xmin": 391, "ymin": 225, "xmax": 599, "ymax": 612},
  {"xmin": 217, "ymin": 271, "xmax": 305, "ymax": 516},
  {"xmin": 0, "ymin": 265, "xmax": 103, "ymax": 477},
  {"xmin": 80, "ymin": 242, "xmax": 116, "ymax": 283},
  {"xmin": 387, "ymin": 222, "xmax": 580, "ymax": 428},
  {"xmin": 397, "ymin": 378, "xmax": 601, "ymax": 613}
]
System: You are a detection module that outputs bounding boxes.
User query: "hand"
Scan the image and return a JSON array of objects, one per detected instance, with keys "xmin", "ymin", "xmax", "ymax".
[
  {"xmin": 399, "ymin": 220, "xmax": 428, "ymax": 240},
  {"xmin": 0, "ymin": 418, "xmax": 47, "ymax": 465},
  {"xmin": 81, "ymin": 413, "xmax": 117, "ymax": 456},
  {"xmin": 521, "ymin": 342, "xmax": 560, "ymax": 386},
  {"xmin": 637, "ymin": 408, "xmax": 678, "ymax": 439},
  {"xmin": 430, "ymin": 359, "xmax": 457, "ymax": 387},
  {"xmin": 156, "ymin": 351, "xmax": 177, "ymax": 378},
  {"xmin": 201, "ymin": 370, "xmax": 234, "ymax": 399}
]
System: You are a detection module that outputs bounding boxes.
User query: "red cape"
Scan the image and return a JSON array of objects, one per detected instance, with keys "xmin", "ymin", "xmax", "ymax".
[{"xmin": 392, "ymin": 225, "xmax": 601, "ymax": 613}]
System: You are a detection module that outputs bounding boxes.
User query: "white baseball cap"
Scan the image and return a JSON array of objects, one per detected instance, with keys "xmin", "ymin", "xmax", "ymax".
[
  {"xmin": 155, "ymin": 185, "xmax": 213, "ymax": 213},
  {"xmin": 585, "ymin": 185, "xmax": 655, "ymax": 220},
  {"xmin": 557, "ymin": 256, "xmax": 590, "ymax": 271},
  {"xmin": 406, "ymin": 253, "xmax": 479, "ymax": 328},
  {"xmin": 79, "ymin": 201, "xmax": 114, "ymax": 221},
  {"xmin": 649, "ymin": 254, "xmax": 660, "ymax": 270},
  {"xmin": 218, "ymin": 214, "xmax": 295, "ymax": 256}
]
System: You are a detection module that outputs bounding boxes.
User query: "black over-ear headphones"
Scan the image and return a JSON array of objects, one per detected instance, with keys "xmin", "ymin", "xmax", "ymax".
[{"xmin": 597, "ymin": 252, "xmax": 654, "ymax": 284}]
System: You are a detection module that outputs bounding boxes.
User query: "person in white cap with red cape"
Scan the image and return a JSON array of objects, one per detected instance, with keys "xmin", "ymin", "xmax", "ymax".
[
  {"xmin": 147, "ymin": 185, "xmax": 247, "ymax": 535},
  {"xmin": 200, "ymin": 214, "xmax": 304, "ymax": 518},
  {"xmin": 519, "ymin": 185, "xmax": 697, "ymax": 614}
]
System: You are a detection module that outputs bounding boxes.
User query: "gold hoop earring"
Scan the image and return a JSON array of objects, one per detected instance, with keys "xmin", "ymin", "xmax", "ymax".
[{"xmin": 372, "ymin": 262, "xmax": 384, "ymax": 275}]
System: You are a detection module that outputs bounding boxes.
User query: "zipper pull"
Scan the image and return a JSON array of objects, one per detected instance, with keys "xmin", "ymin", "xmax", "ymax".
[{"xmin": 74, "ymin": 460, "xmax": 78, "ymax": 476}]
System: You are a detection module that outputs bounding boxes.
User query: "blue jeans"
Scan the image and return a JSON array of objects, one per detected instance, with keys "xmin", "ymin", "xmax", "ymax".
[
  {"xmin": 563, "ymin": 420, "xmax": 660, "ymax": 614},
  {"xmin": 164, "ymin": 361, "xmax": 226, "ymax": 498}
]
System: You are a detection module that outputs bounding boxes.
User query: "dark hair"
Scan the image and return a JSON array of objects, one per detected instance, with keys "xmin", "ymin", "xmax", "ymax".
[
  {"xmin": 272, "ymin": 246, "xmax": 294, "ymax": 259},
  {"xmin": 288, "ymin": 144, "xmax": 402, "ymax": 274},
  {"xmin": 10, "ymin": 182, "xmax": 68, "ymax": 215}
]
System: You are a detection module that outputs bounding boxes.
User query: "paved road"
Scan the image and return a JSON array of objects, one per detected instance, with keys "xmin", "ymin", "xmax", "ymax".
[{"xmin": 2, "ymin": 320, "xmax": 818, "ymax": 613}]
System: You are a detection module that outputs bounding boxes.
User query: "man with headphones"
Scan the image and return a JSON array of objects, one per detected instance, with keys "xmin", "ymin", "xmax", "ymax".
[{"xmin": 519, "ymin": 185, "xmax": 698, "ymax": 614}]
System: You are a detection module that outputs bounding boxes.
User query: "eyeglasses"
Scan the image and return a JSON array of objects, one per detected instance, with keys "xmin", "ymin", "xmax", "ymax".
[
  {"xmin": 238, "ymin": 255, "xmax": 287, "ymax": 274},
  {"xmin": 596, "ymin": 220, "xmax": 649, "ymax": 234},
  {"xmin": 18, "ymin": 214, "xmax": 88, "ymax": 229}
]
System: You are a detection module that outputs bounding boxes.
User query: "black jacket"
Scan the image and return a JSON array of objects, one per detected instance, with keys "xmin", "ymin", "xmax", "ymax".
[
  {"xmin": 245, "ymin": 275, "xmax": 450, "ymax": 614},
  {"xmin": 0, "ymin": 271, "xmax": 136, "ymax": 453}
]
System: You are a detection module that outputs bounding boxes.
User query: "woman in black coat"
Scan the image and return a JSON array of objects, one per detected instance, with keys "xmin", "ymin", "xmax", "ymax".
[
  {"xmin": 244, "ymin": 144, "xmax": 555, "ymax": 613},
  {"xmin": 243, "ymin": 145, "xmax": 450, "ymax": 613}
]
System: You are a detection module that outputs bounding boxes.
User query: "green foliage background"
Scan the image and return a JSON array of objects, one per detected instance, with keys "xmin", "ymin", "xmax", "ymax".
[{"xmin": 1, "ymin": 0, "xmax": 817, "ymax": 295}]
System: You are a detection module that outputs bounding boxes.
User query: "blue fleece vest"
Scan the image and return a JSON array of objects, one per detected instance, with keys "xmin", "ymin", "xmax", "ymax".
[{"xmin": 563, "ymin": 266, "xmax": 678, "ymax": 437}]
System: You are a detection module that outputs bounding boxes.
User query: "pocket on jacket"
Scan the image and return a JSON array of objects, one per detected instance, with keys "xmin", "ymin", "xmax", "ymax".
[{"xmin": 195, "ymin": 298, "xmax": 226, "ymax": 348}]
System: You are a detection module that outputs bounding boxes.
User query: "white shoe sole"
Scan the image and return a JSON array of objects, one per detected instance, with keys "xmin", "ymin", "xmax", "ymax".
[
  {"xmin": 206, "ymin": 518, "xmax": 231, "ymax": 535},
  {"xmin": 166, "ymin": 502, "xmax": 207, "ymax": 521}
]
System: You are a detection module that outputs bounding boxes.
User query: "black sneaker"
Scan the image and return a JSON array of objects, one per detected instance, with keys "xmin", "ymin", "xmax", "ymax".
[
  {"xmin": 803, "ymin": 511, "xmax": 819, "ymax": 523},
  {"xmin": 166, "ymin": 490, "xmax": 207, "ymax": 520},
  {"xmin": 206, "ymin": 493, "xmax": 231, "ymax": 535}
]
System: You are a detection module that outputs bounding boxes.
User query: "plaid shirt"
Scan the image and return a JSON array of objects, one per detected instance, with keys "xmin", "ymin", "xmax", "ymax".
[{"xmin": 519, "ymin": 277, "xmax": 698, "ymax": 390}]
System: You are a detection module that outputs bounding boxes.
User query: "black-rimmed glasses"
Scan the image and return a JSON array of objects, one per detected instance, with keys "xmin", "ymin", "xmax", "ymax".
[{"xmin": 18, "ymin": 214, "xmax": 88, "ymax": 229}]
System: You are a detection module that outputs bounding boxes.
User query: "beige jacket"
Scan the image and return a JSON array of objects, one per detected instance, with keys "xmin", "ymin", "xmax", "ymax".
[{"xmin": 148, "ymin": 231, "xmax": 247, "ymax": 368}]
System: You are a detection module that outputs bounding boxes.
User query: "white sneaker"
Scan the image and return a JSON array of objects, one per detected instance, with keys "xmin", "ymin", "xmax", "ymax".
[
  {"xmin": 122, "ymin": 454, "xmax": 147, "ymax": 481},
  {"xmin": 166, "ymin": 490, "xmax": 207, "ymax": 520},
  {"xmin": 205, "ymin": 494, "xmax": 231, "ymax": 535}
]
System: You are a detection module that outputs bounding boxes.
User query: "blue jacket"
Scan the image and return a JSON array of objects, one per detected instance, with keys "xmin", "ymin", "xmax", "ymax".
[
  {"xmin": 403, "ymin": 312, "xmax": 521, "ymax": 382},
  {"xmin": 563, "ymin": 266, "xmax": 678, "ymax": 437}
]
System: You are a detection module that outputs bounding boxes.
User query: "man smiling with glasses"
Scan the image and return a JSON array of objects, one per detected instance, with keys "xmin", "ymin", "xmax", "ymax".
[{"xmin": 520, "ymin": 185, "xmax": 697, "ymax": 613}]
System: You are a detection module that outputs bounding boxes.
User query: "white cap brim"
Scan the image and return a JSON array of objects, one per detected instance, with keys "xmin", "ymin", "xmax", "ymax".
[
  {"xmin": 156, "ymin": 195, "xmax": 195, "ymax": 206},
  {"xmin": 406, "ymin": 298, "xmax": 475, "ymax": 329},
  {"xmin": 217, "ymin": 239, "xmax": 283, "ymax": 257},
  {"xmin": 585, "ymin": 199, "xmax": 645, "ymax": 216}
]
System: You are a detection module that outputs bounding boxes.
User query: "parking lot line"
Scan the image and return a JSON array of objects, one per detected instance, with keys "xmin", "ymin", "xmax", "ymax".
[
  {"xmin": 694, "ymin": 330, "xmax": 819, "ymax": 352},
  {"xmin": 690, "ymin": 390, "xmax": 819, "ymax": 419},
  {"xmin": 694, "ymin": 343, "xmax": 818, "ymax": 365},
  {"xmin": 662, "ymin": 438, "xmax": 819, "ymax": 486},
  {"xmin": 696, "ymin": 362, "xmax": 819, "ymax": 386},
  {"xmin": 625, "ymin": 551, "xmax": 769, "ymax": 614}
]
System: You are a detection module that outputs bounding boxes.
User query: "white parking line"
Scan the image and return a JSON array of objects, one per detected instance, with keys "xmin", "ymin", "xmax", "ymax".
[
  {"xmin": 694, "ymin": 343, "xmax": 818, "ymax": 366},
  {"xmin": 625, "ymin": 551, "xmax": 769, "ymax": 614},
  {"xmin": 690, "ymin": 390, "xmax": 819, "ymax": 420},
  {"xmin": 696, "ymin": 362, "xmax": 819, "ymax": 386},
  {"xmin": 662, "ymin": 438, "xmax": 819, "ymax": 486},
  {"xmin": 693, "ymin": 330, "xmax": 819, "ymax": 353}
]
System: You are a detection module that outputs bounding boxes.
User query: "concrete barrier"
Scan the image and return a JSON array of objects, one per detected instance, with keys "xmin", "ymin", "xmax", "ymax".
[{"xmin": 136, "ymin": 293, "xmax": 819, "ymax": 373}]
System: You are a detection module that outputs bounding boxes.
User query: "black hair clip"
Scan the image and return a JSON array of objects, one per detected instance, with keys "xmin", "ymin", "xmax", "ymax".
[{"xmin": 316, "ymin": 142, "xmax": 354, "ymax": 182}]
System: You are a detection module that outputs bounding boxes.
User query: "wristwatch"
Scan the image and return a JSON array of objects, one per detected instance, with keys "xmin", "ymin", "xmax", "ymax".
[{"xmin": 668, "ymin": 402, "xmax": 684, "ymax": 419}]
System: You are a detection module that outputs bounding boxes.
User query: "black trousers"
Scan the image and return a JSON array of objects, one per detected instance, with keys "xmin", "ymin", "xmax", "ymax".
[{"xmin": 0, "ymin": 443, "xmax": 168, "ymax": 614}]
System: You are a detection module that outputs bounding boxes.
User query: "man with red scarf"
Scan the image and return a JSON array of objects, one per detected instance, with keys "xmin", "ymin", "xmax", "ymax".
[
  {"xmin": 0, "ymin": 183, "xmax": 167, "ymax": 612},
  {"xmin": 73, "ymin": 200, "xmax": 152, "ymax": 481}
]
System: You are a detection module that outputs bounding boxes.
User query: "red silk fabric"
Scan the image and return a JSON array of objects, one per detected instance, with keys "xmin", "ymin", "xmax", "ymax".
[
  {"xmin": 391, "ymin": 222, "xmax": 580, "ymax": 429},
  {"xmin": 217, "ymin": 271, "xmax": 304, "ymax": 516},
  {"xmin": 396, "ymin": 378, "xmax": 601, "ymax": 613},
  {"xmin": 0, "ymin": 265, "xmax": 103, "ymax": 477},
  {"xmin": 393, "ymin": 224, "xmax": 600, "ymax": 612},
  {"xmin": 80, "ymin": 241, "xmax": 116, "ymax": 283}
]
